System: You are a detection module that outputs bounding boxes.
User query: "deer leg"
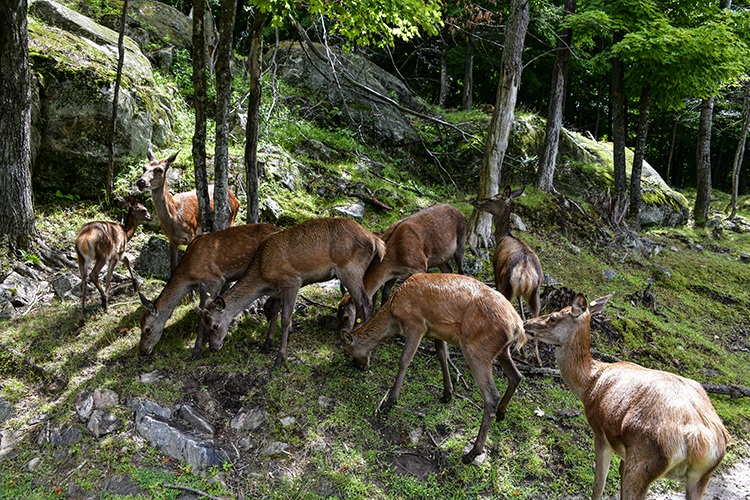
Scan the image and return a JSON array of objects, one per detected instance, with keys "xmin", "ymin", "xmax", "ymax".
[
  {"xmin": 169, "ymin": 242, "xmax": 180, "ymax": 275},
  {"xmin": 380, "ymin": 278, "xmax": 397, "ymax": 308},
  {"xmin": 527, "ymin": 293, "xmax": 543, "ymax": 366},
  {"xmin": 437, "ymin": 261, "xmax": 453, "ymax": 274},
  {"xmin": 122, "ymin": 255, "xmax": 139, "ymax": 294},
  {"xmin": 339, "ymin": 272, "xmax": 371, "ymax": 335},
  {"xmin": 686, "ymin": 468, "xmax": 717, "ymax": 500},
  {"xmin": 460, "ymin": 345, "xmax": 502, "ymax": 464},
  {"xmin": 272, "ymin": 287, "xmax": 299, "ymax": 369},
  {"xmin": 192, "ymin": 281, "xmax": 223, "ymax": 360},
  {"xmin": 78, "ymin": 259, "xmax": 89, "ymax": 322},
  {"xmin": 434, "ymin": 339, "xmax": 453, "ymax": 403},
  {"xmin": 381, "ymin": 326, "xmax": 424, "ymax": 414},
  {"xmin": 591, "ymin": 431, "xmax": 614, "ymax": 500},
  {"xmin": 494, "ymin": 346, "xmax": 522, "ymax": 421},
  {"xmin": 261, "ymin": 297, "xmax": 281, "ymax": 353},
  {"xmin": 89, "ymin": 259, "xmax": 108, "ymax": 312},
  {"xmin": 453, "ymin": 247, "xmax": 464, "ymax": 275},
  {"xmin": 619, "ymin": 453, "xmax": 663, "ymax": 500}
]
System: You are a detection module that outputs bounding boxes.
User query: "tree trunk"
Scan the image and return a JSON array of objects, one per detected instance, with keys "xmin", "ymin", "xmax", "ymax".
[
  {"xmin": 192, "ymin": 0, "xmax": 212, "ymax": 233},
  {"xmin": 611, "ymin": 29, "xmax": 628, "ymax": 226},
  {"xmin": 466, "ymin": 0, "xmax": 530, "ymax": 252},
  {"xmin": 213, "ymin": 0, "xmax": 238, "ymax": 230},
  {"xmin": 693, "ymin": 96, "xmax": 715, "ymax": 225},
  {"xmin": 629, "ymin": 84, "xmax": 651, "ymax": 230},
  {"xmin": 461, "ymin": 33, "xmax": 474, "ymax": 111},
  {"xmin": 0, "ymin": 0, "xmax": 35, "ymax": 252},
  {"xmin": 245, "ymin": 9, "xmax": 267, "ymax": 224},
  {"xmin": 107, "ymin": 0, "xmax": 128, "ymax": 203},
  {"xmin": 535, "ymin": 0, "xmax": 576, "ymax": 193},
  {"xmin": 665, "ymin": 116, "xmax": 677, "ymax": 186},
  {"xmin": 438, "ymin": 27, "xmax": 449, "ymax": 109},
  {"xmin": 727, "ymin": 83, "xmax": 750, "ymax": 218}
]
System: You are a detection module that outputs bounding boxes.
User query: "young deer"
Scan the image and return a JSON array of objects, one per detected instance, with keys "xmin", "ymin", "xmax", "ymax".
[
  {"xmin": 524, "ymin": 293, "xmax": 729, "ymax": 500},
  {"xmin": 136, "ymin": 148, "xmax": 240, "ymax": 274},
  {"xmin": 75, "ymin": 196, "xmax": 153, "ymax": 322},
  {"xmin": 341, "ymin": 273, "xmax": 526, "ymax": 464},
  {"xmin": 471, "ymin": 185, "xmax": 544, "ymax": 365},
  {"xmin": 195, "ymin": 217, "xmax": 386, "ymax": 368},
  {"xmin": 139, "ymin": 223, "xmax": 282, "ymax": 358},
  {"xmin": 336, "ymin": 203, "xmax": 466, "ymax": 342}
]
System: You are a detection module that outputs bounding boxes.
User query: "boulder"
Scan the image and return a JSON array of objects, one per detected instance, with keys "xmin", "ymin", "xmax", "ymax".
[{"xmin": 28, "ymin": 0, "xmax": 177, "ymax": 199}]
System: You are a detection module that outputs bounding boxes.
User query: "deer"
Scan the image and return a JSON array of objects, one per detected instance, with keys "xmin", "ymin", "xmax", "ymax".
[
  {"xmin": 471, "ymin": 185, "xmax": 544, "ymax": 366},
  {"xmin": 138, "ymin": 223, "xmax": 282, "ymax": 358},
  {"xmin": 523, "ymin": 293, "xmax": 729, "ymax": 500},
  {"xmin": 195, "ymin": 217, "xmax": 386, "ymax": 368},
  {"xmin": 336, "ymin": 203, "xmax": 466, "ymax": 342},
  {"xmin": 340, "ymin": 272, "xmax": 526, "ymax": 465},
  {"xmin": 136, "ymin": 147, "xmax": 240, "ymax": 275},
  {"xmin": 75, "ymin": 196, "xmax": 153, "ymax": 322}
]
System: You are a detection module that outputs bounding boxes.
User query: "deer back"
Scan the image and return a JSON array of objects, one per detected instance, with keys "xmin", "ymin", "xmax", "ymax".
[{"xmin": 492, "ymin": 235, "xmax": 542, "ymax": 303}]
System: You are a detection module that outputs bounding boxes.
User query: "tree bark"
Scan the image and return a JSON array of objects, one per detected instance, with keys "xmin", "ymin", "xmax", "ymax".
[
  {"xmin": 192, "ymin": 0, "xmax": 212, "ymax": 233},
  {"xmin": 107, "ymin": 0, "xmax": 128, "ymax": 202},
  {"xmin": 535, "ymin": 0, "xmax": 576, "ymax": 193},
  {"xmin": 213, "ymin": 0, "xmax": 238, "ymax": 230},
  {"xmin": 694, "ymin": 96, "xmax": 715, "ymax": 225},
  {"xmin": 439, "ymin": 27, "xmax": 449, "ymax": 109},
  {"xmin": 466, "ymin": 0, "xmax": 530, "ymax": 252},
  {"xmin": 0, "ymin": 0, "xmax": 36, "ymax": 252},
  {"xmin": 610, "ymin": 29, "xmax": 628, "ymax": 226},
  {"xmin": 727, "ymin": 83, "xmax": 750, "ymax": 218},
  {"xmin": 665, "ymin": 116, "xmax": 677, "ymax": 186},
  {"xmin": 245, "ymin": 9, "xmax": 267, "ymax": 224},
  {"xmin": 461, "ymin": 33, "xmax": 474, "ymax": 111},
  {"xmin": 629, "ymin": 83, "xmax": 651, "ymax": 230}
]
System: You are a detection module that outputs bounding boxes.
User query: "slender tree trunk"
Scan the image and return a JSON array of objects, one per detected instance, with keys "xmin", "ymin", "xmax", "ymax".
[
  {"xmin": 245, "ymin": 9, "xmax": 267, "ymax": 224},
  {"xmin": 727, "ymin": 83, "xmax": 750, "ymax": 218},
  {"xmin": 611, "ymin": 29, "xmax": 628, "ymax": 226},
  {"xmin": 535, "ymin": 0, "xmax": 576, "ymax": 193},
  {"xmin": 439, "ymin": 27, "xmax": 449, "ymax": 109},
  {"xmin": 213, "ymin": 0, "xmax": 238, "ymax": 230},
  {"xmin": 629, "ymin": 84, "xmax": 651, "ymax": 230},
  {"xmin": 0, "ymin": 0, "xmax": 35, "ymax": 252},
  {"xmin": 461, "ymin": 33, "xmax": 474, "ymax": 111},
  {"xmin": 694, "ymin": 96, "xmax": 715, "ymax": 225},
  {"xmin": 107, "ymin": 0, "xmax": 128, "ymax": 203},
  {"xmin": 192, "ymin": 0, "xmax": 212, "ymax": 233},
  {"xmin": 665, "ymin": 116, "xmax": 677, "ymax": 186},
  {"xmin": 466, "ymin": 0, "xmax": 530, "ymax": 252}
]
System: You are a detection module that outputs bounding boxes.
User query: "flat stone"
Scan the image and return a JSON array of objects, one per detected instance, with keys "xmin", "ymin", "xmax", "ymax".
[
  {"xmin": 230, "ymin": 407, "xmax": 268, "ymax": 432},
  {"xmin": 87, "ymin": 410, "xmax": 123, "ymax": 439},
  {"xmin": 92, "ymin": 388, "xmax": 119, "ymax": 409},
  {"xmin": 126, "ymin": 397, "xmax": 172, "ymax": 419},
  {"xmin": 180, "ymin": 405, "xmax": 215, "ymax": 435}
]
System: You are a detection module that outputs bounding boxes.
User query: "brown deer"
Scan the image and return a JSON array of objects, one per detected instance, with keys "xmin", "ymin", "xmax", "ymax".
[
  {"xmin": 195, "ymin": 217, "xmax": 386, "ymax": 368},
  {"xmin": 336, "ymin": 203, "xmax": 466, "ymax": 342},
  {"xmin": 136, "ymin": 148, "xmax": 240, "ymax": 274},
  {"xmin": 471, "ymin": 185, "xmax": 544, "ymax": 365},
  {"xmin": 524, "ymin": 293, "xmax": 729, "ymax": 500},
  {"xmin": 75, "ymin": 196, "xmax": 153, "ymax": 322},
  {"xmin": 139, "ymin": 223, "xmax": 282, "ymax": 358},
  {"xmin": 340, "ymin": 273, "xmax": 526, "ymax": 464}
]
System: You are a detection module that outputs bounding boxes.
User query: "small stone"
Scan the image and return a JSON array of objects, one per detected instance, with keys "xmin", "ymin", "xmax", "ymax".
[
  {"xmin": 139, "ymin": 371, "xmax": 163, "ymax": 384},
  {"xmin": 230, "ymin": 407, "xmax": 269, "ymax": 432},
  {"xmin": 408, "ymin": 427, "xmax": 422, "ymax": 446},
  {"xmin": 87, "ymin": 410, "xmax": 123, "ymax": 439},
  {"xmin": 567, "ymin": 244, "xmax": 581, "ymax": 254},
  {"xmin": 280, "ymin": 416, "xmax": 296, "ymax": 428},
  {"xmin": 318, "ymin": 396, "xmax": 333, "ymax": 408},
  {"xmin": 50, "ymin": 426, "xmax": 83, "ymax": 447},
  {"xmin": 0, "ymin": 398, "xmax": 14, "ymax": 423},
  {"xmin": 27, "ymin": 457, "xmax": 42, "ymax": 471},
  {"xmin": 238, "ymin": 436, "xmax": 254, "ymax": 451},
  {"xmin": 602, "ymin": 269, "xmax": 616, "ymax": 280},
  {"xmin": 180, "ymin": 405, "xmax": 215, "ymax": 435},
  {"xmin": 462, "ymin": 443, "xmax": 487, "ymax": 466},
  {"xmin": 75, "ymin": 392, "xmax": 94, "ymax": 422},
  {"xmin": 264, "ymin": 441, "xmax": 290, "ymax": 457},
  {"xmin": 92, "ymin": 388, "xmax": 119, "ymax": 409}
]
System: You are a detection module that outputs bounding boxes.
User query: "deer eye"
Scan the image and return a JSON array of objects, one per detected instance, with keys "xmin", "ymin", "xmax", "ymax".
[
  {"xmin": 155, "ymin": 167, "xmax": 163, "ymax": 174},
  {"xmin": 145, "ymin": 327, "xmax": 151, "ymax": 334}
]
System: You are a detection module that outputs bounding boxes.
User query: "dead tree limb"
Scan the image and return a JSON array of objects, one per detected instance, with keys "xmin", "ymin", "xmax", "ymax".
[{"xmin": 162, "ymin": 483, "xmax": 226, "ymax": 500}]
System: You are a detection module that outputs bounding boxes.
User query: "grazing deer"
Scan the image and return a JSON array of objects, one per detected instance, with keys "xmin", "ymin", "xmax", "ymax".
[
  {"xmin": 341, "ymin": 273, "xmax": 526, "ymax": 464},
  {"xmin": 524, "ymin": 293, "xmax": 729, "ymax": 500},
  {"xmin": 196, "ymin": 217, "xmax": 386, "ymax": 368},
  {"xmin": 75, "ymin": 196, "xmax": 153, "ymax": 322},
  {"xmin": 336, "ymin": 203, "xmax": 466, "ymax": 342},
  {"xmin": 139, "ymin": 223, "xmax": 281, "ymax": 358},
  {"xmin": 471, "ymin": 185, "xmax": 544, "ymax": 365},
  {"xmin": 136, "ymin": 148, "xmax": 240, "ymax": 274}
]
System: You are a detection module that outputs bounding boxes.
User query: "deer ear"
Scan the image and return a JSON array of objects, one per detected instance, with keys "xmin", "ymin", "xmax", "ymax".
[
  {"xmin": 166, "ymin": 152, "xmax": 178, "ymax": 165},
  {"xmin": 589, "ymin": 292, "xmax": 614, "ymax": 316},
  {"xmin": 571, "ymin": 293, "xmax": 587, "ymax": 317},
  {"xmin": 147, "ymin": 147, "xmax": 155, "ymax": 161},
  {"xmin": 193, "ymin": 305, "xmax": 203, "ymax": 316},
  {"xmin": 342, "ymin": 330, "xmax": 354, "ymax": 346},
  {"xmin": 511, "ymin": 185, "xmax": 526, "ymax": 199},
  {"xmin": 139, "ymin": 292, "xmax": 157, "ymax": 315},
  {"xmin": 503, "ymin": 185, "xmax": 512, "ymax": 197},
  {"xmin": 215, "ymin": 297, "xmax": 226, "ymax": 310},
  {"xmin": 198, "ymin": 282, "xmax": 211, "ymax": 305}
]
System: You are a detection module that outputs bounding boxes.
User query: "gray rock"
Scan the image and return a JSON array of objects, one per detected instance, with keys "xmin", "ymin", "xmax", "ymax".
[
  {"xmin": 567, "ymin": 244, "xmax": 581, "ymax": 255},
  {"xmin": 653, "ymin": 265, "xmax": 673, "ymax": 280},
  {"xmin": 334, "ymin": 199, "xmax": 365, "ymax": 218},
  {"xmin": 280, "ymin": 416, "xmax": 296, "ymax": 428},
  {"xmin": 126, "ymin": 397, "xmax": 172, "ymax": 419},
  {"xmin": 50, "ymin": 426, "xmax": 83, "ymax": 446},
  {"xmin": 318, "ymin": 396, "xmax": 333, "ymax": 408},
  {"xmin": 230, "ymin": 407, "xmax": 269, "ymax": 432},
  {"xmin": 137, "ymin": 370, "xmax": 165, "ymax": 384},
  {"xmin": 603, "ymin": 269, "xmax": 617, "ymax": 280},
  {"xmin": 510, "ymin": 213, "xmax": 527, "ymax": 231},
  {"xmin": 103, "ymin": 474, "xmax": 149, "ymax": 498},
  {"xmin": 263, "ymin": 152, "xmax": 301, "ymax": 191},
  {"xmin": 92, "ymin": 388, "xmax": 119, "ymax": 409},
  {"xmin": 87, "ymin": 410, "xmax": 123, "ymax": 438},
  {"xmin": 135, "ymin": 237, "xmax": 183, "ymax": 282},
  {"xmin": 261, "ymin": 197, "xmax": 284, "ymax": 222},
  {"xmin": 50, "ymin": 274, "xmax": 74, "ymax": 301},
  {"xmin": 27, "ymin": 457, "xmax": 42, "ymax": 471},
  {"xmin": 264, "ymin": 441, "xmax": 290, "ymax": 457},
  {"xmin": 740, "ymin": 252, "xmax": 750, "ymax": 263},
  {"xmin": 180, "ymin": 405, "xmax": 215, "ymax": 435},
  {"xmin": 543, "ymin": 273, "xmax": 561, "ymax": 286},
  {"xmin": 0, "ymin": 271, "xmax": 48, "ymax": 308},
  {"xmin": 134, "ymin": 410, "xmax": 229, "ymax": 476},
  {"xmin": 0, "ymin": 398, "xmax": 15, "ymax": 423},
  {"xmin": 408, "ymin": 427, "xmax": 422, "ymax": 446}
]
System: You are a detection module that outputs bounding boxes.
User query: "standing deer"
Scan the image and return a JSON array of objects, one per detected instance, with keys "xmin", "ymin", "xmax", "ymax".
[
  {"xmin": 75, "ymin": 196, "xmax": 153, "ymax": 322},
  {"xmin": 139, "ymin": 223, "xmax": 281, "ymax": 358},
  {"xmin": 524, "ymin": 293, "xmax": 729, "ymax": 500},
  {"xmin": 341, "ymin": 273, "xmax": 526, "ymax": 464},
  {"xmin": 471, "ymin": 185, "xmax": 544, "ymax": 365},
  {"xmin": 136, "ymin": 148, "xmax": 240, "ymax": 274},
  {"xmin": 336, "ymin": 203, "xmax": 466, "ymax": 341},
  {"xmin": 196, "ymin": 217, "xmax": 385, "ymax": 368}
]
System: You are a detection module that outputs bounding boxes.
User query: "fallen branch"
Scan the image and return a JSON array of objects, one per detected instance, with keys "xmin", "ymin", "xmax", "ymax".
[
  {"xmin": 701, "ymin": 384, "xmax": 750, "ymax": 400},
  {"xmin": 162, "ymin": 483, "xmax": 226, "ymax": 500}
]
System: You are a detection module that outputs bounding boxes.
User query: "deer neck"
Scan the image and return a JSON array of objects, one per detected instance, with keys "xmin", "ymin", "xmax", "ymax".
[
  {"xmin": 492, "ymin": 212, "xmax": 512, "ymax": 245},
  {"xmin": 554, "ymin": 325, "xmax": 597, "ymax": 401},
  {"xmin": 362, "ymin": 261, "xmax": 392, "ymax": 299},
  {"xmin": 155, "ymin": 274, "xmax": 197, "ymax": 314},
  {"xmin": 354, "ymin": 304, "xmax": 399, "ymax": 348},
  {"xmin": 121, "ymin": 213, "xmax": 139, "ymax": 241},
  {"xmin": 217, "ymin": 264, "xmax": 270, "ymax": 319},
  {"xmin": 150, "ymin": 180, "xmax": 178, "ymax": 223}
]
